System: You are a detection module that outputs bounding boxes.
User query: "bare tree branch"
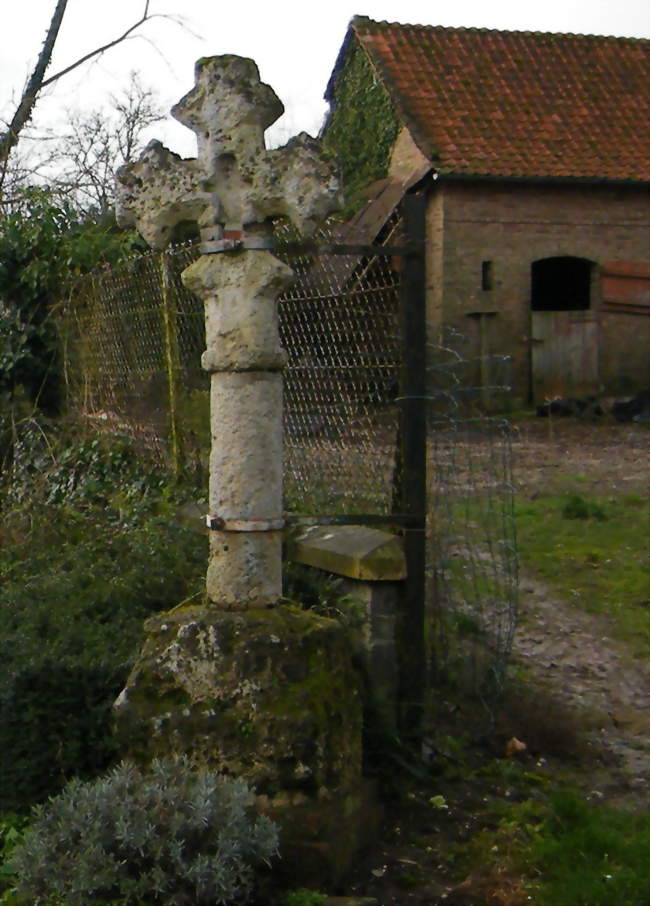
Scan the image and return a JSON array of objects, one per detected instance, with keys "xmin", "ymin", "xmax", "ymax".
[
  {"xmin": 0, "ymin": 0, "xmax": 162, "ymax": 190},
  {"xmin": 45, "ymin": 73, "xmax": 164, "ymax": 215},
  {"xmin": 40, "ymin": 2, "xmax": 160, "ymax": 89}
]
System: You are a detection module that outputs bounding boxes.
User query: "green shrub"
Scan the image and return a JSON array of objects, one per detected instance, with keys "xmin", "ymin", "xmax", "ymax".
[
  {"xmin": 561, "ymin": 494, "xmax": 607, "ymax": 521},
  {"xmin": 0, "ymin": 429, "xmax": 207, "ymax": 811},
  {"xmin": 0, "ymin": 512, "xmax": 206, "ymax": 810},
  {"xmin": 9, "ymin": 757, "xmax": 278, "ymax": 906},
  {"xmin": 1, "ymin": 418, "xmax": 169, "ymax": 513},
  {"xmin": 0, "ymin": 814, "xmax": 28, "ymax": 905},
  {"xmin": 0, "ymin": 187, "xmax": 145, "ymax": 414}
]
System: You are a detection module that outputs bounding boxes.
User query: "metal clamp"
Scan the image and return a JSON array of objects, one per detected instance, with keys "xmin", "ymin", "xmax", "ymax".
[
  {"xmin": 206, "ymin": 515, "xmax": 285, "ymax": 532},
  {"xmin": 201, "ymin": 236, "xmax": 275, "ymax": 255}
]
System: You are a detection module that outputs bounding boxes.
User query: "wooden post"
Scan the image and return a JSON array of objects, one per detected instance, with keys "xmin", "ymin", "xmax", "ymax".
[
  {"xmin": 397, "ymin": 193, "xmax": 427, "ymax": 739},
  {"xmin": 160, "ymin": 252, "xmax": 182, "ymax": 476}
]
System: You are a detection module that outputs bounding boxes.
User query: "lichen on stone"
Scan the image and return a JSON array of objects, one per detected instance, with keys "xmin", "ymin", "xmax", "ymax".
[{"xmin": 114, "ymin": 604, "xmax": 363, "ymax": 796}]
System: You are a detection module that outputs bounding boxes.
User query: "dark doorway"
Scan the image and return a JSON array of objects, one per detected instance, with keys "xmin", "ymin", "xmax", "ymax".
[
  {"xmin": 529, "ymin": 256, "xmax": 599, "ymax": 401},
  {"xmin": 531, "ymin": 256, "xmax": 593, "ymax": 311}
]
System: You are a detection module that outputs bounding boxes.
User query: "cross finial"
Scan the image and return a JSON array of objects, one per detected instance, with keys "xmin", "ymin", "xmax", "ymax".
[
  {"xmin": 172, "ymin": 56, "xmax": 284, "ymax": 168},
  {"xmin": 116, "ymin": 55, "xmax": 340, "ymax": 245}
]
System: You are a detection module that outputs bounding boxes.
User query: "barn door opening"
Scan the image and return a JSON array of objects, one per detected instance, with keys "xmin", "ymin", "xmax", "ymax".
[{"xmin": 530, "ymin": 256, "xmax": 599, "ymax": 402}]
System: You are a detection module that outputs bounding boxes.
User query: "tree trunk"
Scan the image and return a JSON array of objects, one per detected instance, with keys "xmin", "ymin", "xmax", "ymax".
[{"xmin": 0, "ymin": 0, "xmax": 69, "ymax": 181}]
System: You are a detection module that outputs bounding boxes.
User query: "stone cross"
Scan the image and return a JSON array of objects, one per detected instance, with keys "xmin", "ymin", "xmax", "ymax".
[{"xmin": 116, "ymin": 56, "xmax": 339, "ymax": 607}]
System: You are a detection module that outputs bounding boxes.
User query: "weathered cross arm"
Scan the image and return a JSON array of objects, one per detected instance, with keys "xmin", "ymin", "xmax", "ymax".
[{"xmin": 115, "ymin": 140, "xmax": 208, "ymax": 249}]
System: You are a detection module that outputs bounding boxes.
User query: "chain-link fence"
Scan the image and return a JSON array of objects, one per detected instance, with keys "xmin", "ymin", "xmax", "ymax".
[
  {"xmin": 59, "ymin": 243, "xmax": 205, "ymax": 472},
  {"xmin": 279, "ymin": 221, "xmax": 402, "ymax": 516},
  {"xmin": 58, "ymin": 229, "xmax": 517, "ymax": 701},
  {"xmin": 60, "ymin": 224, "xmax": 403, "ymax": 515}
]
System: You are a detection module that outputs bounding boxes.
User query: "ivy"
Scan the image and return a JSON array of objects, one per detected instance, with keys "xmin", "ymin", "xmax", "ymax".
[
  {"xmin": 0, "ymin": 188, "xmax": 146, "ymax": 413},
  {"xmin": 322, "ymin": 41, "xmax": 400, "ymax": 212}
]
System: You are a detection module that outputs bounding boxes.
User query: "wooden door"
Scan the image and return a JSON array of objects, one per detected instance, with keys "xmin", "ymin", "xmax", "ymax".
[{"xmin": 531, "ymin": 310, "xmax": 599, "ymax": 402}]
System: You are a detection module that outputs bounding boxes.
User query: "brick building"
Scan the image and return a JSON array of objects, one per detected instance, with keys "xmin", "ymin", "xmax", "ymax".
[{"xmin": 323, "ymin": 16, "xmax": 650, "ymax": 402}]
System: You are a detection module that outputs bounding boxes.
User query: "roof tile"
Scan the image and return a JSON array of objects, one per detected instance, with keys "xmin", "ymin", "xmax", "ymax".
[{"xmin": 349, "ymin": 17, "xmax": 650, "ymax": 182}]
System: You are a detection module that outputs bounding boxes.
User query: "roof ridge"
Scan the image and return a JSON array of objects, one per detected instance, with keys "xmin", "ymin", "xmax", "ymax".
[{"xmin": 351, "ymin": 14, "xmax": 650, "ymax": 44}]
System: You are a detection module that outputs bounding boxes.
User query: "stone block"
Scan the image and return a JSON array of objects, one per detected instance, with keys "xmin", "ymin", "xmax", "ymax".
[
  {"xmin": 114, "ymin": 604, "xmax": 362, "ymax": 792},
  {"xmin": 288, "ymin": 525, "xmax": 404, "ymax": 735},
  {"xmin": 113, "ymin": 603, "xmax": 374, "ymax": 886},
  {"xmin": 292, "ymin": 524, "xmax": 406, "ymax": 581},
  {"xmin": 341, "ymin": 578, "xmax": 400, "ymax": 736}
]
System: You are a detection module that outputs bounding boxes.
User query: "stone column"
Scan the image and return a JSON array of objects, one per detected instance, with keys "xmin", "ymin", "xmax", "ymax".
[
  {"xmin": 183, "ymin": 250, "xmax": 292, "ymax": 607},
  {"xmin": 116, "ymin": 55, "xmax": 339, "ymax": 608}
]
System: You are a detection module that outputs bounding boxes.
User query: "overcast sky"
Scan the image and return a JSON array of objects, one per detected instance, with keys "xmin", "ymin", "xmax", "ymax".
[{"xmin": 2, "ymin": 0, "xmax": 649, "ymax": 159}]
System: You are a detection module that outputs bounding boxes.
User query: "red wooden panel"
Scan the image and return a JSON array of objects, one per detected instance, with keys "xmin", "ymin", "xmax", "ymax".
[{"xmin": 602, "ymin": 261, "xmax": 650, "ymax": 315}]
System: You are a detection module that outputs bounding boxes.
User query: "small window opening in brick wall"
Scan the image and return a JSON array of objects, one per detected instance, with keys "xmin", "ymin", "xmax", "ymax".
[
  {"xmin": 531, "ymin": 256, "xmax": 593, "ymax": 311},
  {"xmin": 481, "ymin": 260, "xmax": 493, "ymax": 291}
]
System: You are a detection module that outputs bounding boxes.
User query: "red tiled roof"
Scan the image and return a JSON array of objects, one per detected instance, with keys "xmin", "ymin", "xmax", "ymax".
[{"xmin": 335, "ymin": 16, "xmax": 650, "ymax": 183}]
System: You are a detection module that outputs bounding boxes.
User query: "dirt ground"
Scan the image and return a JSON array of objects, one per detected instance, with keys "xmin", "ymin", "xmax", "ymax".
[
  {"xmin": 511, "ymin": 418, "xmax": 650, "ymax": 795},
  {"xmin": 510, "ymin": 416, "xmax": 650, "ymax": 496},
  {"xmin": 334, "ymin": 417, "xmax": 650, "ymax": 906}
]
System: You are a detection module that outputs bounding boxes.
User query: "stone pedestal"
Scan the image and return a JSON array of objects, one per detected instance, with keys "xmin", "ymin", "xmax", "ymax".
[{"xmin": 114, "ymin": 603, "xmax": 373, "ymax": 885}]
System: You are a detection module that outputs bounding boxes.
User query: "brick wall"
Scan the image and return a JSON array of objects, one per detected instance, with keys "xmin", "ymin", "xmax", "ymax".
[{"xmin": 426, "ymin": 180, "xmax": 650, "ymax": 401}]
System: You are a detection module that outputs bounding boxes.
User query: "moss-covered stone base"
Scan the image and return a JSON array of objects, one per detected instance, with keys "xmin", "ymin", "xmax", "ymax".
[{"xmin": 114, "ymin": 603, "xmax": 374, "ymax": 883}]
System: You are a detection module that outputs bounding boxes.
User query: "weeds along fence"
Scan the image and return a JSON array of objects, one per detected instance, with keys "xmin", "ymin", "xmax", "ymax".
[{"xmin": 57, "ymin": 213, "xmax": 517, "ymax": 706}]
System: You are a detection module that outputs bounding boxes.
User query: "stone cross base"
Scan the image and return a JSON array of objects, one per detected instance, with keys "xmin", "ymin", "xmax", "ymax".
[{"xmin": 113, "ymin": 603, "xmax": 376, "ymax": 886}]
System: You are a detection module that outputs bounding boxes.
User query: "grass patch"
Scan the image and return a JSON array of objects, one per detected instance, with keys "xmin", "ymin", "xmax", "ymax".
[
  {"xmin": 516, "ymin": 492, "xmax": 650, "ymax": 655},
  {"xmin": 459, "ymin": 764, "xmax": 650, "ymax": 906},
  {"xmin": 527, "ymin": 791, "xmax": 650, "ymax": 905}
]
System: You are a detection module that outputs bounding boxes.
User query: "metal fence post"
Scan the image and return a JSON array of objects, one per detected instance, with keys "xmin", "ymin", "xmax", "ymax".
[{"xmin": 397, "ymin": 192, "xmax": 427, "ymax": 739}]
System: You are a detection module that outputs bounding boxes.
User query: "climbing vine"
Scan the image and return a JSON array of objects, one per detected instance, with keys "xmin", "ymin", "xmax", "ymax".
[{"xmin": 322, "ymin": 41, "xmax": 399, "ymax": 211}]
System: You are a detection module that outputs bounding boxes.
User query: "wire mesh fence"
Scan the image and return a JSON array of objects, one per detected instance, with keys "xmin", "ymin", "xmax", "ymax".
[
  {"xmin": 57, "ymin": 232, "xmax": 517, "ymax": 700},
  {"xmin": 426, "ymin": 331, "xmax": 518, "ymax": 700},
  {"xmin": 60, "ymin": 224, "xmax": 403, "ymax": 514},
  {"xmin": 59, "ymin": 243, "xmax": 205, "ymax": 470},
  {"xmin": 278, "ymin": 221, "xmax": 402, "ymax": 516}
]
